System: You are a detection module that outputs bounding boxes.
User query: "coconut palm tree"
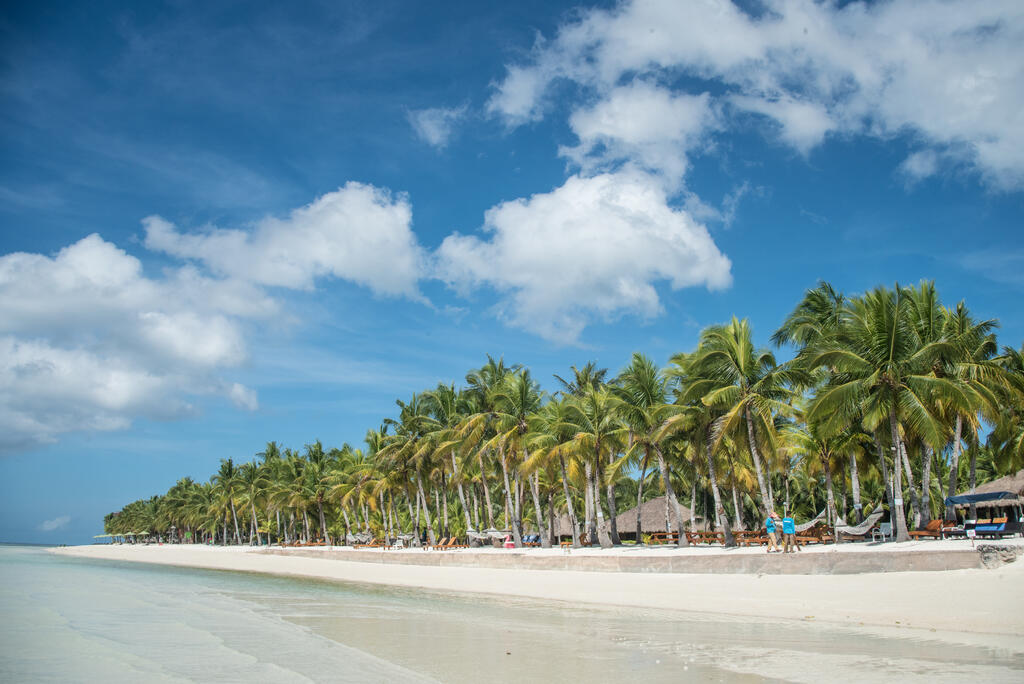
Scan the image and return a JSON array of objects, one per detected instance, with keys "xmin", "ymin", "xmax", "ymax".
[
  {"xmin": 807, "ymin": 285, "xmax": 975, "ymax": 541},
  {"xmin": 685, "ymin": 317, "xmax": 797, "ymax": 517},
  {"xmin": 614, "ymin": 353, "xmax": 690, "ymax": 547},
  {"xmin": 211, "ymin": 458, "xmax": 243, "ymax": 544}
]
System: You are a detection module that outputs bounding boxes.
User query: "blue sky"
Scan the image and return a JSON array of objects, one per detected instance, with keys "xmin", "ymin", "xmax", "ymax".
[{"xmin": 2, "ymin": 0, "xmax": 1022, "ymax": 544}]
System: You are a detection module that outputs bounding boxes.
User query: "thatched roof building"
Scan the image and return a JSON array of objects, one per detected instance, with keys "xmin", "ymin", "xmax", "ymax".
[
  {"xmin": 954, "ymin": 468, "xmax": 1024, "ymax": 507},
  {"xmin": 604, "ymin": 496, "xmax": 696, "ymax": 535}
]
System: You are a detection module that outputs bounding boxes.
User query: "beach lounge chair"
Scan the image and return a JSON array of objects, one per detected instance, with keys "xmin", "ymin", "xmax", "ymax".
[
  {"xmin": 907, "ymin": 519, "xmax": 945, "ymax": 539},
  {"xmin": 354, "ymin": 538, "xmax": 385, "ymax": 548},
  {"xmin": 871, "ymin": 522, "xmax": 893, "ymax": 542},
  {"xmin": 974, "ymin": 516, "xmax": 1021, "ymax": 538}
]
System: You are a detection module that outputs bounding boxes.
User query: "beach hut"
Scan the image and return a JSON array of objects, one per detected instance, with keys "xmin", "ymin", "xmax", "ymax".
[
  {"xmin": 604, "ymin": 496, "xmax": 697, "ymax": 541},
  {"xmin": 949, "ymin": 468, "xmax": 1024, "ymax": 510}
]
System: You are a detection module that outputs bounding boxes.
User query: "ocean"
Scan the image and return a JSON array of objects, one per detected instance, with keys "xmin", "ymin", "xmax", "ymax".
[{"xmin": 1, "ymin": 545, "xmax": 1021, "ymax": 682}]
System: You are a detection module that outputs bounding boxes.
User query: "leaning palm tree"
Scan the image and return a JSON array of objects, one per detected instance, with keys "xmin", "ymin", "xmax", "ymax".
[{"xmin": 685, "ymin": 317, "xmax": 797, "ymax": 517}]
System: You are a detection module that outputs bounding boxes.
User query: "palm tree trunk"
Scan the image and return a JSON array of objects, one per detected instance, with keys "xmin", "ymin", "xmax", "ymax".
[
  {"xmin": 559, "ymin": 454, "xmax": 580, "ymax": 547},
  {"xmin": 471, "ymin": 486, "xmax": 481, "ymax": 531},
  {"xmin": 497, "ymin": 447, "xmax": 523, "ymax": 547},
  {"xmin": 582, "ymin": 460, "xmax": 594, "ymax": 545},
  {"xmin": 478, "ymin": 452, "xmax": 495, "ymax": 528},
  {"xmin": 440, "ymin": 476, "xmax": 450, "ymax": 537},
  {"xmin": 921, "ymin": 444, "xmax": 933, "ymax": 522},
  {"xmin": 251, "ymin": 504, "xmax": 261, "ymax": 545},
  {"xmin": 887, "ymin": 413, "xmax": 911, "ymax": 542},
  {"xmin": 451, "ymin": 452, "xmax": 474, "ymax": 531},
  {"xmin": 528, "ymin": 471, "xmax": 550, "ymax": 547},
  {"xmin": 850, "ymin": 451, "xmax": 863, "ymax": 523},
  {"xmin": 415, "ymin": 471, "xmax": 436, "ymax": 546},
  {"xmin": 605, "ymin": 452, "xmax": 620, "ymax": 545},
  {"xmin": 302, "ymin": 510, "xmax": 310, "ymax": 542},
  {"xmin": 412, "ymin": 490, "xmax": 421, "ymax": 545},
  {"xmin": 340, "ymin": 508, "xmax": 352, "ymax": 544},
  {"xmin": 704, "ymin": 432, "xmax": 735, "ymax": 547},
  {"xmin": 745, "ymin": 407, "xmax": 774, "ymax": 516},
  {"xmin": 229, "ymin": 499, "xmax": 242, "ymax": 544},
  {"xmin": 594, "ymin": 449, "xmax": 612, "ymax": 548},
  {"xmin": 899, "ymin": 442, "xmax": 922, "ymax": 529},
  {"xmin": 822, "ymin": 455, "xmax": 836, "ymax": 527},
  {"xmin": 318, "ymin": 501, "xmax": 329, "ymax": 543},
  {"xmin": 969, "ymin": 443, "xmax": 979, "ymax": 520},
  {"xmin": 689, "ymin": 476, "xmax": 697, "ymax": 531},
  {"xmin": 635, "ymin": 452, "xmax": 649, "ymax": 544},
  {"xmin": 730, "ymin": 478, "xmax": 742, "ymax": 530},
  {"xmin": 945, "ymin": 414, "xmax": 963, "ymax": 520},
  {"xmin": 654, "ymin": 445, "xmax": 690, "ymax": 547},
  {"xmin": 547, "ymin": 491, "xmax": 556, "ymax": 543},
  {"xmin": 873, "ymin": 432, "xmax": 895, "ymax": 514}
]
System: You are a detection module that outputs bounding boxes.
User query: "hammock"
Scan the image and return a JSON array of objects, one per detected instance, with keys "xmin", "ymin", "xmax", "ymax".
[
  {"xmin": 835, "ymin": 508, "xmax": 885, "ymax": 537},
  {"xmin": 466, "ymin": 529, "xmax": 490, "ymax": 541},
  {"xmin": 794, "ymin": 509, "xmax": 827, "ymax": 533}
]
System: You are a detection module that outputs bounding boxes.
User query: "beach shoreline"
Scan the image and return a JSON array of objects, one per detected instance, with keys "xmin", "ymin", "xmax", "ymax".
[{"xmin": 53, "ymin": 542, "xmax": 1024, "ymax": 643}]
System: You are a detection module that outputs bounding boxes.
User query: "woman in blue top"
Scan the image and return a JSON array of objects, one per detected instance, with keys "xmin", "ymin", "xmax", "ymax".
[
  {"xmin": 765, "ymin": 513, "xmax": 780, "ymax": 553},
  {"xmin": 782, "ymin": 515, "xmax": 800, "ymax": 553}
]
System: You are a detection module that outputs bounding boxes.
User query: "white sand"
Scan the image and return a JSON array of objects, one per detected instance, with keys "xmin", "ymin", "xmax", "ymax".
[{"xmin": 55, "ymin": 542, "xmax": 1024, "ymax": 644}]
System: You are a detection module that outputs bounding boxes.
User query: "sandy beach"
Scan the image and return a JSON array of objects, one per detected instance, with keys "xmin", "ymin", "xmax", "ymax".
[{"xmin": 55, "ymin": 540, "xmax": 1024, "ymax": 646}]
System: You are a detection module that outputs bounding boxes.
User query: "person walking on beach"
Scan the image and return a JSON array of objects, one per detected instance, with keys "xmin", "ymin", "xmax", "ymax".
[
  {"xmin": 765, "ymin": 512, "xmax": 781, "ymax": 553},
  {"xmin": 782, "ymin": 514, "xmax": 799, "ymax": 553}
]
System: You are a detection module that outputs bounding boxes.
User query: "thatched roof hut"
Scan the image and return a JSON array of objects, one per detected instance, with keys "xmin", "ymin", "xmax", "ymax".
[
  {"xmin": 954, "ymin": 469, "xmax": 1024, "ymax": 508},
  {"xmin": 605, "ymin": 496, "xmax": 696, "ymax": 535}
]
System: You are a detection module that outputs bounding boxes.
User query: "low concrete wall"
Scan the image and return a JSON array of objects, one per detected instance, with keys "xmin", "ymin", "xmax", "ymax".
[{"xmin": 260, "ymin": 546, "xmax": 992, "ymax": 575}]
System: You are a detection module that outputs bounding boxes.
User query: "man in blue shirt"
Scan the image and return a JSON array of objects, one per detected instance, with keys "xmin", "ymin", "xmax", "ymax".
[
  {"xmin": 782, "ymin": 515, "xmax": 799, "ymax": 553},
  {"xmin": 765, "ymin": 513, "xmax": 780, "ymax": 553}
]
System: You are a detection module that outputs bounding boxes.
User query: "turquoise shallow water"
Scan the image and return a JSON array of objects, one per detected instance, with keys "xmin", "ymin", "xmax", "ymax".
[{"xmin": 1, "ymin": 545, "xmax": 1022, "ymax": 683}]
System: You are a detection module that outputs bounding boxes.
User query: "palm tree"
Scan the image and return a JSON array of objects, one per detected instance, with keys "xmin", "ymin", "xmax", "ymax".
[
  {"xmin": 614, "ymin": 353, "xmax": 690, "ymax": 547},
  {"xmin": 807, "ymin": 285, "xmax": 973, "ymax": 541},
  {"xmin": 211, "ymin": 458, "xmax": 243, "ymax": 544},
  {"xmin": 685, "ymin": 317, "xmax": 796, "ymax": 517},
  {"xmin": 565, "ymin": 387, "xmax": 624, "ymax": 548},
  {"xmin": 491, "ymin": 370, "xmax": 549, "ymax": 547},
  {"xmin": 664, "ymin": 353, "xmax": 736, "ymax": 547}
]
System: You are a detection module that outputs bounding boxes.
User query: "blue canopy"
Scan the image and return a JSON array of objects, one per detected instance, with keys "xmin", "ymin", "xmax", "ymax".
[{"xmin": 944, "ymin": 491, "xmax": 1016, "ymax": 505}]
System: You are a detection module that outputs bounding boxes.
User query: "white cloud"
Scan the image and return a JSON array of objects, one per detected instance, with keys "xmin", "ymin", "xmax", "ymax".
[
  {"xmin": 0, "ymin": 181, "xmax": 437, "ymax": 454},
  {"xmin": 408, "ymin": 105, "xmax": 467, "ymax": 148},
  {"xmin": 730, "ymin": 95, "xmax": 833, "ymax": 154},
  {"xmin": 144, "ymin": 183, "xmax": 425, "ymax": 298},
  {"xmin": 435, "ymin": 171, "xmax": 731, "ymax": 343},
  {"xmin": 561, "ymin": 82, "xmax": 718, "ymax": 186},
  {"xmin": 489, "ymin": 0, "xmax": 1024, "ymax": 189},
  {"xmin": 899, "ymin": 149, "xmax": 940, "ymax": 183},
  {"xmin": 0, "ymin": 234, "xmax": 260, "ymax": 453},
  {"xmin": 39, "ymin": 515, "xmax": 71, "ymax": 532}
]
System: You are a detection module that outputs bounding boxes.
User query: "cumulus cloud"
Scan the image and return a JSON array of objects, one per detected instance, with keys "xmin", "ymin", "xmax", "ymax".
[
  {"xmin": 899, "ymin": 149, "xmax": 940, "ymax": 183},
  {"xmin": 561, "ymin": 82, "xmax": 718, "ymax": 186},
  {"xmin": 435, "ymin": 171, "xmax": 731, "ymax": 343},
  {"xmin": 407, "ymin": 105, "xmax": 467, "ymax": 148},
  {"xmin": 0, "ymin": 235, "xmax": 259, "ymax": 453},
  {"xmin": 144, "ymin": 183, "xmax": 424, "ymax": 298},
  {"xmin": 0, "ymin": 182, "xmax": 430, "ymax": 454},
  {"xmin": 489, "ymin": 0, "xmax": 1024, "ymax": 189},
  {"xmin": 39, "ymin": 515, "xmax": 71, "ymax": 532}
]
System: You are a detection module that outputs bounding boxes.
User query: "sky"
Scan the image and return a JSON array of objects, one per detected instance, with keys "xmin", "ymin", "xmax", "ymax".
[{"xmin": 1, "ymin": 0, "xmax": 1022, "ymax": 544}]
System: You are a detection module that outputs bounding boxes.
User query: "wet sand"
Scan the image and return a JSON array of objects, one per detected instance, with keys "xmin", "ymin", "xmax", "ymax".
[{"xmin": 54, "ymin": 541, "xmax": 1024, "ymax": 643}]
